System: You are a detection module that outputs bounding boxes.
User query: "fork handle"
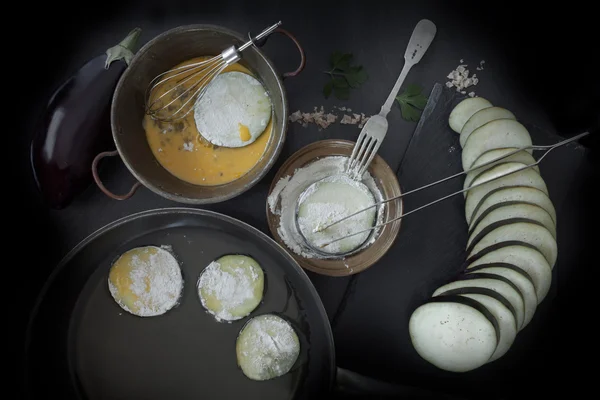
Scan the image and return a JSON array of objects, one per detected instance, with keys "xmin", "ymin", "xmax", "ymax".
[{"xmin": 379, "ymin": 62, "xmax": 413, "ymax": 117}]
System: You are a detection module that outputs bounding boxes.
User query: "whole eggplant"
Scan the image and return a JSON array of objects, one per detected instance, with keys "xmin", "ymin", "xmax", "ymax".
[{"xmin": 30, "ymin": 28, "xmax": 141, "ymax": 209}]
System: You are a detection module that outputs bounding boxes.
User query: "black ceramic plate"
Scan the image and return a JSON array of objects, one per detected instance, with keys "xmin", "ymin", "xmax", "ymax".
[{"xmin": 25, "ymin": 208, "xmax": 335, "ymax": 399}]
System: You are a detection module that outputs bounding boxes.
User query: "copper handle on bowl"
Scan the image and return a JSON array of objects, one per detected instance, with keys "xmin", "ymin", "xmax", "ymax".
[
  {"xmin": 273, "ymin": 28, "xmax": 306, "ymax": 78},
  {"xmin": 92, "ymin": 150, "xmax": 142, "ymax": 200}
]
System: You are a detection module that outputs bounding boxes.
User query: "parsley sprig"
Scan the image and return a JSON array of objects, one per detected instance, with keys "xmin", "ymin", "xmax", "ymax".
[
  {"xmin": 396, "ymin": 84, "xmax": 428, "ymax": 122},
  {"xmin": 323, "ymin": 51, "xmax": 368, "ymax": 100}
]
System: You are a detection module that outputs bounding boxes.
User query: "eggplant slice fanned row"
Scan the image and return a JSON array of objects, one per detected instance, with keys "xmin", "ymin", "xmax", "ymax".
[
  {"xmin": 464, "ymin": 264, "xmax": 537, "ymax": 328},
  {"xmin": 465, "ymin": 163, "xmax": 548, "ymax": 225},
  {"xmin": 469, "ymin": 186, "xmax": 557, "ymax": 228},
  {"xmin": 467, "ymin": 219, "xmax": 558, "ymax": 268},
  {"xmin": 461, "ymin": 119, "xmax": 532, "ymax": 170},
  {"xmin": 409, "ymin": 97, "xmax": 558, "ymax": 372},
  {"xmin": 435, "ymin": 287, "xmax": 518, "ymax": 362},
  {"xmin": 460, "ymin": 107, "xmax": 516, "ymax": 147},
  {"xmin": 433, "ymin": 273, "xmax": 526, "ymax": 330},
  {"xmin": 467, "ymin": 244, "xmax": 553, "ymax": 302},
  {"xmin": 409, "ymin": 296, "xmax": 499, "ymax": 373},
  {"xmin": 463, "ymin": 152, "xmax": 539, "ymax": 197},
  {"xmin": 467, "ymin": 202, "xmax": 557, "ymax": 248}
]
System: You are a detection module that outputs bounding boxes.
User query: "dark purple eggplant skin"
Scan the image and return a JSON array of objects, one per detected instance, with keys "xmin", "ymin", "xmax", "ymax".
[{"xmin": 30, "ymin": 29, "xmax": 141, "ymax": 209}]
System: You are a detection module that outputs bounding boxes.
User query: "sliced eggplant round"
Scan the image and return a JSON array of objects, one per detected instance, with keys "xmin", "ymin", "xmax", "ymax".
[
  {"xmin": 465, "ymin": 164, "xmax": 549, "ymax": 225},
  {"xmin": 236, "ymin": 314, "xmax": 300, "ymax": 380},
  {"xmin": 463, "ymin": 150, "xmax": 539, "ymax": 198},
  {"xmin": 465, "ymin": 264, "xmax": 537, "ymax": 328},
  {"xmin": 409, "ymin": 295, "xmax": 498, "ymax": 372},
  {"xmin": 467, "ymin": 244, "xmax": 553, "ymax": 303},
  {"xmin": 449, "ymin": 97, "xmax": 493, "ymax": 134},
  {"xmin": 460, "ymin": 107, "xmax": 516, "ymax": 147},
  {"xmin": 462, "ymin": 119, "xmax": 532, "ymax": 170},
  {"xmin": 469, "ymin": 186, "xmax": 557, "ymax": 228},
  {"xmin": 468, "ymin": 202, "xmax": 557, "ymax": 248},
  {"xmin": 433, "ymin": 274, "xmax": 525, "ymax": 330},
  {"xmin": 436, "ymin": 287, "xmax": 517, "ymax": 362},
  {"xmin": 467, "ymin": 219, "xmax": 558, "ymax": 268}
]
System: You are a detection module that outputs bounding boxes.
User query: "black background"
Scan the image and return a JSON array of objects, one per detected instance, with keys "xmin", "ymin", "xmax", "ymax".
[{"xmin": 15, "ymin": 0, "xmax": 598, "ymax": 398}]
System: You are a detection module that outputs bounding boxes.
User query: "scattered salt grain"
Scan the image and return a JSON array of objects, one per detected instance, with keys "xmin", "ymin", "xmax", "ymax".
[
  {"xmin": 183, "ymin": 141, "xmax": 194, "ymax": 152},
  {"xmin": 288, "ymin": 106, "xmax": 370, "ymax": 130},
  {"xmin": 289, "ymin": 110, "xmax": 302, "ymax": 123},
  {"xmin": 340, "ymin": 114, "xmax": 353, "ymax": 124},
  {"xmin": 446, "ymin": 60, "xmax": 483, "ymax": 96}
]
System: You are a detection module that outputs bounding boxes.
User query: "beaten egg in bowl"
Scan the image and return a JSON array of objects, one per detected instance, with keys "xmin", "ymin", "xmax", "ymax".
[{"xmin": 143, "ymin": 56, "xmax": 273, "ymax": 186}]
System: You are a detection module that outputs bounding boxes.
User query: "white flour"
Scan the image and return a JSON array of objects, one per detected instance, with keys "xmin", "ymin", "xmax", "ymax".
[
  {"xmin": 197, "ymin": 260, "xmax": 260, "ymax": 322},
  {"xmin": 267, "ymin": 156, "xmax": 384, "ymax": 259},
  {"xmin": 237, "ymin": 314, "xmax": 300, "ymax": 380},
  {"xmin": 108, "ymin": 246, "xmax": 183, "ymax": 317},
  {"xmin": 296, "ymin": 174, "xmax": 376, "ymax": 254},
  {"xmin": 194, "ymin": 71, "xmax": 272, "ymax": 148}
]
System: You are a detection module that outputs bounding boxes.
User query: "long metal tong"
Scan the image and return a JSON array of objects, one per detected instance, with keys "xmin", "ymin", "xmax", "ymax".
[{"xmin": 316, "ymin": 131, "xmax": 589, "ymax": 248}]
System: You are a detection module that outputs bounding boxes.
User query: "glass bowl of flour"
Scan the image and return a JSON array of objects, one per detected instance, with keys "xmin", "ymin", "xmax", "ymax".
[{"xmin": 266, "ymin": 140, "xmax": 403, "ymax": 276}]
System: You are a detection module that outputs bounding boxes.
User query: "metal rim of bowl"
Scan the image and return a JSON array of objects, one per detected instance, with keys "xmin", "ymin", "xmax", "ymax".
[{"xmin": 111, "ymin": 24, "xmax": 288, "ymax": 204}]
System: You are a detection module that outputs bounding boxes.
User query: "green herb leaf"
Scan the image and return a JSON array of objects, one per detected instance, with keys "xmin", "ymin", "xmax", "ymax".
[
  {"xmin": 324, "ymin": 51, "xmax": 368, "ymax": 100},
  {"xmin": 332, "ymin": 77, "xmax": 349, "ymax": 88},
  {"xmin": 396, "ymin": 84, "xmax": 428, "ymax": 122},
  {"xmin": 404, "ymin": 84, "xmax": 422, "ymax": 97},
  {"xmin": 334, "ymin": 86, "xmax": 351, "ymax": 100},
  {"xmin": 330, "ymin": 51, "xmax": 344, "ymax": 68},
  {"xmin": 335, "ymin": 53, "xmax": 353, "ymax": 71},
  {"xmin": 405, "ymin": 93, "xmax": 428, "ymax": 109},
  {"xmin": 323, "ymin": 81, "xmax": 333, "ymax": 98},
  {"xmin": 399, "ymin": 102, "xmax": 422, "ymax": 121},
  {"xmin": 354, "ymin": 67, "xmax": 368, "ymax": 84}
]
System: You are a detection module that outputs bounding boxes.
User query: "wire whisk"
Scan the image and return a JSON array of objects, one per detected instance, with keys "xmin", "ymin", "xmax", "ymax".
[
  {"xmin": 145, "ymin": 21, "xmax": 282, "ymax": 122},
  {"xmin": 305, "ymin": 131, "xmax": 590, "ymax": 250}
]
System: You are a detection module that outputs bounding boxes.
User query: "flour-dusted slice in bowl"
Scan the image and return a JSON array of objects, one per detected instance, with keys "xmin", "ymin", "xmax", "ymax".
[
  {"xmin": 449, "ymin": 97, "xmax": 493, "ymax": 134},
  {"xmin": 465, "ymin": 164, "xmax": 549, "ymax": 225},
  {"xmin": 462, "ymin": 119, "xmax": 532, "ymax": 170},
  {"xmin": 296, "ymin": 174, "xmax": 377, "ymax": 255},
  {"xmin": 409, "ymin": 296, "xmax": 499, "ymax": 372},
  {"xmin": 467, "ymin": 244, "xmax": 553, "ymax": 302},
  {"xmin": 460, "ymin": 107, "xmax": 516, "ymax": 147},
  {"xmin": 236, "ymin": 314, "xmax": 301, "ymax": 381},
  {"xmin": 468, "ymin": 202, "xmax": 557, "ymax": 249},
  {"xmin": 465, "ymin": 264, "xmax": 537, "ymax": 328},
  {"xmin": 108, "ymin": 245, "xmax": 183, "ymax": 317},
  {"xmin": 433, "ymin": 274, "xmax": 525, "ymax": 330},
  {"xmin": 463, "ymin": 149, "xmax": 539, "ymax": 198},
  {"xmin": 469, "ymin": 186, "xmax": 556, "ymax": 229},
  {"xmin": 435, "ymin": 288, "xmax": 517, "ymax": 362},
  {"xmin": 198, "ymin": 254, "xmax": 264, "ymax": 322},
  {"xmin": 194, "ymin": 71, "xmax": 272, "ymax": 148},
  {"xmin": 467, "ymin": 220, "xmax": 558, "ymax": 268}
]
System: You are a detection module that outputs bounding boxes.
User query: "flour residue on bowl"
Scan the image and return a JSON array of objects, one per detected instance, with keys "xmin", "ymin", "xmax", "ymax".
[{"xmin": 267, "ymin": 156, "xmax": 384, "ymax": 259}]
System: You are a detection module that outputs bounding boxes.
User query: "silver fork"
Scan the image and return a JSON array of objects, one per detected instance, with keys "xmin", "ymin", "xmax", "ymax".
[{"xmin": 347, "ymin": 19, "xmax": 437, "ymax": 179}]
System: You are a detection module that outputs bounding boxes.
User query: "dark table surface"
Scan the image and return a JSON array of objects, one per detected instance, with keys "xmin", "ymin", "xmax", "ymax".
[{"xmin": 17, "ymin": 0, "xmax": 598, "ymax": 398}]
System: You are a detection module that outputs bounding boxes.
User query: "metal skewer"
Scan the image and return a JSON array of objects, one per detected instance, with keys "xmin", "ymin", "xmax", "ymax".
[{"xmin": 309, "ymin": 131, "xmax": 589, "ymax": 250}]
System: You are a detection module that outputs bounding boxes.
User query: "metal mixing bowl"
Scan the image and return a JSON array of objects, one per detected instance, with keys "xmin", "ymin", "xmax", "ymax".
[{"xmin": 105, "ymin": 24, "xmax": 302, "ymax": 204}]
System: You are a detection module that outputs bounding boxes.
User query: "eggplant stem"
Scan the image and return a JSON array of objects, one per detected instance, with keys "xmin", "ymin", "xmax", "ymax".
[{"xmin": 105, "ymin": 28, "xmax": 142, "ymax": 69}]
